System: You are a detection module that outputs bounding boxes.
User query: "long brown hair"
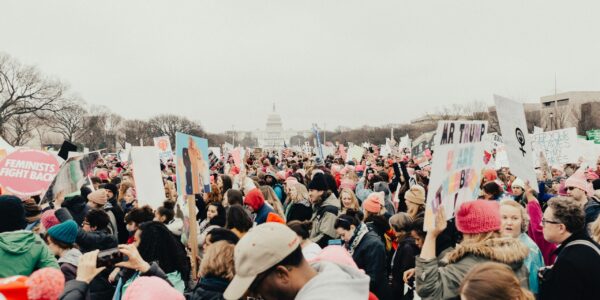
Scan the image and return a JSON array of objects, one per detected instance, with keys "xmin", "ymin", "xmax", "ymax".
[{"xmin": 459, "ymin": 262, "xmax": 534, "ymax": 300}]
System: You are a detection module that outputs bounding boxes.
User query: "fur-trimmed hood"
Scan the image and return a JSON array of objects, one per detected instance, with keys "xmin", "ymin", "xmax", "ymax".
[{"xmin": 445, "ymin": 236, "xmax": 529, "ymax": 266}]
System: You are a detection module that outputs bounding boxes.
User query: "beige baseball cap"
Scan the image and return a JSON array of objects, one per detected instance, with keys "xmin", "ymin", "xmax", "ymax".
[{"xmin": 223, "ymin": 222, "xmax": 301, "ymax": 300}]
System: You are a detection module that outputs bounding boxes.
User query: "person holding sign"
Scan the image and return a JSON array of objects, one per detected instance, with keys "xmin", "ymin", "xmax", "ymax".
[{"xmin": 415, "ymin": 200, "xmax": 529, "ymax": 299}]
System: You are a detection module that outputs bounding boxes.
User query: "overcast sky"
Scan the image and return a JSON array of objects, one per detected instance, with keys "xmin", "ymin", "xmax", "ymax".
[{"xmin": 2, "ymin": 1, "xmax": 600, "ymax": 133}]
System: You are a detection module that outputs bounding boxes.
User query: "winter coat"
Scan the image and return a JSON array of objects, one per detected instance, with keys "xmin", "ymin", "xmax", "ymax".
[
  {"xmin": 58, "ymin": 248, "xmax": 82, "ymax": 282},
  {"xmin": 352, "ymin": 230, "xmax": 388, "ymax": 299},
  {"xmin": 61, "ymin": 195, "xmax": 89, "ymax": 227},
  {"xmin": 415, "ymin": 236, "xmax": 530, "ymax": 300},
  {"xmin": 185, "ymin": 276, "xmax": 228, "ymax": 300},
  {"xmin": 309, "ymin": 193, "xmax": 340, "ymax": 248},
  {"xmin": 584, "ymin": 196, "xmax": 600, "ymax": 229},
  {"xmin": 244, "ymin": 190, "xmax": 274, "ymax": 225},
  {"xmin": 76, "ymin": 228, "xmax": 118, "ymax": 253},
  {"xmin": 285, "ymin": 199, "xmax": 313, "ymax": 222},
  {"xmin": 519, "ymin": 233, "xmax": 544, "ymax": 294},
  {"xmin": 0, "ymin": 230, "xmax": 59, "ymax": 277},
  {"xmin": 526, "ymin": 199, "xmax": 557, "ymax": 265},
  {"xmin": 107, "ymin": 198, "xmax": 129, "ymax": 244},
  {"xmin": 539, "ymin": 230, "xmax": 600, "ymax": 300},
  {"xmin": 355, "ymin": 180, "xmax": 373, "ymax": 202},
  {"xmin": 390, "ymin": 237, "xmax": 419, "ymax": 299}
]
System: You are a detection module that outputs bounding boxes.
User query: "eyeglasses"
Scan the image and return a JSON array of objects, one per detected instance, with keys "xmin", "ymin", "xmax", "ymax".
[
  {"xmin": 541, "ymin": 218, "xmax": 561, "ymax": 226},
  {"xmin": 566, "ymin": 186, "xmax": 577, "ymax": 191}
]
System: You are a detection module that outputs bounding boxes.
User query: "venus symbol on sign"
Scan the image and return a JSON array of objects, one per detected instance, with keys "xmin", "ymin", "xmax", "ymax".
[{"xmin": 515, "ymin": 128, "xmax": 526, "ymax": 156}]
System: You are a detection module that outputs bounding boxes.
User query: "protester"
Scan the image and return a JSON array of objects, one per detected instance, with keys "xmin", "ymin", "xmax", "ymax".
[
  {"xmin": 223, "ymin": 222, "xmax": 370, "ymax": 300},
  {"xmin": 499, "ymin": 199, "xmax": 544, "ymax": 294},
  {"xmin": 334, "ymin": 210, "xmax": 387, "ymax": 298},
  {"xmin": 124, "ymin": 206, "xmax": 155, "ymax": 244},
  {"xmin": 223, "ymin": 189, "xmax": 243, "ymax": 207},
  {"xmin": 188, "ymin": 241, "xmax": 235, "ymax": 299},
  {"xmin": 284, "ymin": 183, "xmax": 313, "ymax": 222},
  {"xmin": 308, "ymin": 173, "xmax": 341, "ymax": 248},
  {"xmin": 259, "ymin": 185, "xmax": 286, "ymax": 219},
  {"xmin": 155, "ymin": 200, "xmax": 183, "ymax": 237},
  {"xmin": 404, "ymin": 185, "xmax": 426, "ymax": 219},
  {"xmin": 538, "ymin": 197, "xmax": 600, "ymax": 299},
  {"xmin": 388, "ymin": 212, "xmax": 419, "ymax": 300},
  {"xmin": 415, "ymin": 200, "xmax": 529, "ymax": 299},
  {"xmin": 459, "ymin": 262, "xmax": 534, "ymax": 300},
  {"xmin": 243, "ymin": 188, "xmax": 275, "ymax": 225},
  {"xmin": 565, "ymin": 167, "xmax": 600, "ymax": 228},
  {"xmin": 287, "ymin": 220, "xmax": 322, "ymax": 260},
  {"xmin": 46, "ymin": 220, "xmax": 82, "ymax": 282},
  {"xmin": 339, "ymin": 188, "xmax": 361, "ymax": 214},
  {"xmin": 0, "ymin": 195, "xmax": 58, "ymax": 277},
  {"xmin": 101, "ymin": 183, "xmax": 129, "ymax": 244},
  {"xmin": 225, "ymin": 204, "xmax": 253, "ymax": 238}
]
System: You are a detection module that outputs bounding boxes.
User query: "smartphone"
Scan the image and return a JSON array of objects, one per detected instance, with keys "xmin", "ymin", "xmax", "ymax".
[
  {"xmin": 96, "ymin": 248, "xmax": 124, "ymax": 268},
  {"xmin": 328, "ymin": 239, "xmax": 342, "ymax": 246}
]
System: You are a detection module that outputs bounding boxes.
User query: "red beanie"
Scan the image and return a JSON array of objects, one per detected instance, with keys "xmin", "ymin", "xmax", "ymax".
[
  {"xmin": 243, "ymin": 188, "xmax": 265, "ymax": 212},
  {"xmin": 455, "ymin": 200, "xmax": 501, "ymax": 234}
]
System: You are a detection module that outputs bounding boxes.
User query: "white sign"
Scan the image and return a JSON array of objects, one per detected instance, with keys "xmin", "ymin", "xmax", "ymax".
[
  {"xmin": 531, "ymin": 128, "xmax": 579, "ymax": 166},
  {"xmin": 494, "ymin": 95, "xmax": 538, "ymax": 192},
  {"xmin": 131, "ymin": 147, "xmax": 166, "ymax": 210},
  {"xmin": 425, "ymin": 120, "xmax": 488, "ymax": 230},
  {"xmin": 347, "ymin": 145, "xmax": 365, "ymax": 162}
]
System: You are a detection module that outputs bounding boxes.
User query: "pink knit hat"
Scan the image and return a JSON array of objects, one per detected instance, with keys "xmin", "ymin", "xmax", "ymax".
[
  {"xmin": 285, "ymin": 176, "xmax": 298, "ymax": 185},
  {"xmin": 123, "ymin": 276, "xmax": 184, "ymax": 300},
  {"xmin": 87, "ymin": 189, "xmax": 108, "ymax": 206},
  {"xmin": 565, "ymin": 168, "xmax": 593, "ymax": 195},
  {"xmin": 26, "ymin": 267, "xmax": 65, "ymax": 300},
  {"xmin": 41, "ymin": 210, "xmax": 60, "ymax": 230},
  {"xmin": 456, "ymin": 200, "xmax": 501, "ymax": 234},
  {"xmin": 363, "ymin": 193, "xmax": 383, "ymax": 213},
  {"xmin": 308, "ymin": 245, "xmax": 360, "ymax": 270},
  {"xmin": 339, "ymin": 178, "xmax": 356, "ymax": 191}
]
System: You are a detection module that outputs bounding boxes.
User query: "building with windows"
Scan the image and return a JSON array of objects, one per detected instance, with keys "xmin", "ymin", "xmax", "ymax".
[{"xmin": 540, "ymin": 91, "xmax": 600, "ymax": 131}]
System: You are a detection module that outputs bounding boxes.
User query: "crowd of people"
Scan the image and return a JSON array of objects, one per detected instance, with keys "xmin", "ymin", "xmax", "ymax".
[{"xmin": 2, "ymin": 147, "xmax": 600, "ymax": 300}]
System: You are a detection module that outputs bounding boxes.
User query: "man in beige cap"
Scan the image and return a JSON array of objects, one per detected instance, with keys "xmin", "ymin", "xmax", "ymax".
[{"xmin": 224, "ymin": 222, "xmax": 369, "ymax": 300}]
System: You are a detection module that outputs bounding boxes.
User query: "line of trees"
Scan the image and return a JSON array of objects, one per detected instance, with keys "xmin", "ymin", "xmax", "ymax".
[{"xmin": 0, "ymin": 53, "xmax": 228, "ymax": 151}]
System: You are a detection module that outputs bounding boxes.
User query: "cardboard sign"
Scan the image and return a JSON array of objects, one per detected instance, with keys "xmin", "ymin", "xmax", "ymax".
[
  {"xmin": 347, "ymin": 145, "xmax": 365, "ymax": 162},
  {"xmin": 531, "ymin": 128, "xmax": 579, "ymax": 166},
  {"xmin": 0, "ymin": 149, "xmax": 61, "ymax": 197},
  {"xmin": 175, "ymin": 132, "xmax": 211, "ymax": 195},
  {"xmin": 425, "ymin": 121, "xmax": 488, "ymax": 230},
  {"xmin": 131, "ymin": 147, "xmax": 166, "ymax": 209},
  {"xmin": 494, "ymin": 95, "xmax": 538, "ymax": 192},
  {"xmin": 153, "ymin": 136, "xmax": 174, "ymax": 162},
  {"xmin": 42, "ymin": 152, "xmax": 101, "ymax": 203},
  {"xmin": 57, "ymin": 141, "xmax": 78, "ymax": 161}
]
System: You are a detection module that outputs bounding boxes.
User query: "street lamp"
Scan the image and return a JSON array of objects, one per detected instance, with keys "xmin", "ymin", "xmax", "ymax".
[{"xmin": 549, "ymin": 112, "xmax": 554, "ymax": 130}]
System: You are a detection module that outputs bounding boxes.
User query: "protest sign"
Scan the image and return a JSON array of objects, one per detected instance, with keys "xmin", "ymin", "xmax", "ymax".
[
  {"xmin": 230, "ymin": 147, "xmax": 244, "ymax": 170},
  {"xmin": 153, "ymin": 136, "xmax": 174, "ymax": 162},
  {"xmin": 425, "ymin": 121, "xmax": 488, "ymax": 230},
  {"xmin": 399, "ymin": 134, "xmax": 412, "ymax": 150},
  {"xmin": 175, "ymin": 132, "xmax": 211, "ymax": 195},
  {"xmin": 494, "ymin": 95, "xmax": 538, "ymax": 192},
  {"xmin": 130, "ymin": 147, "xmax": 166, "ymax": 209},
  {"xmin": 347, "ymin": 145, "xmax": 365, "ymax": 162},
  {"xmin": 57, "ymin": 141, "xmax": 78, "ymax": 161},
  {"xmin": 209, "ymin": 147, "xmax": 222, "ymax": 159},
  {"xmin": 42, "ymin": 152, "xmax": 101, "ymax": 203},
  {"xmin": 322, "ymin": 145, "xmax": 335, "ymax": 157},
  {"xmin": 531, "ymin": 128, "xmax": 579, "ymax": 166},
  {"xmin": 0, "ymin": 149, "xmax": 61, "ymax": 198}
]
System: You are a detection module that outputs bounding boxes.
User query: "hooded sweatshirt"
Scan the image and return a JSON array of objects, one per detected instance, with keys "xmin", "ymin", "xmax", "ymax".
[
  {"xmin": 58, "ymin": 248, "xmax": 82, "ymax": 282},
  {"xmin": 0, "ymin": 230, "xmax": 58, "ymax": 277},
  {"xmin": 295, "ymin": 261, "xmax": 370, "ymax": 300},
  {"xmin": 244, "ymin": 189, "xmax": 274, "ymax": 225}
]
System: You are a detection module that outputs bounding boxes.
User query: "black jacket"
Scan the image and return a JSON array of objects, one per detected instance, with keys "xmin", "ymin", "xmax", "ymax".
[
  {"xmin": 56, "ymin": 207, "xmax": 118, "ymax": 253},
  {"xmin": 186, "ymin": 276, "xmax": 228, "ymax": 300},
  {"xmin": 390, "ymin": 237, "xmax": 419, "ymax": 300},
  {"xmin": 107, "ymin": 197, "xmax": 129, "ymax": 244},
  {"xmin": 285, "ymin": 202, "xmax": 313, "ymax": 223},
  {"xmin": 353, "ymin": 230, "xmax": 388, "ymax": 300},
  {"xmin": 539, "ymin": 230, "xmax": 600, "ymax": 300},
  {"xmin": 60, "ymin": 196, "xmax": 89, "ymax": 226}
]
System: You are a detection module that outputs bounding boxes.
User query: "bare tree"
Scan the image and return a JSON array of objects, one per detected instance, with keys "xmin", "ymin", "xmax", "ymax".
[
  {"xmin": 0, "ymin": 54, "xmax": 65, "ymax": 135},
  {"xmin": 4, "ymin": 113, "xmax": 40, "ymax": 146},
  {"xmin": 148, "ymin": 114, "xmax": 205, "ymax": 145},
  {"xmin": 122, "ymin": 119, "xmax": 154, "ymax": 147},
  {"xmin": 48, "ymin": 99, "xmax": 88, "ymax": 142}
]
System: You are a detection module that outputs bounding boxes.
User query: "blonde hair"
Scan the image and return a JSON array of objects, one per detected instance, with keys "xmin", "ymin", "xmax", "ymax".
[
  {"xmin": 199, "ymin": 241, "xmax": 235, "ymax": 280},
  {"xmin": 259, "ymin": 185, "xmax": 286, "ymax": 219},
  {"xmin": 499, "ymin": 199, "xmax": 530, "ymax": 233},
  {"xmin": 339, "ymin": 188, "xmax": 360, "ymax": 212},
  {"xmin": 460, "ymin": 262, "xmax": 534, "ymax": 300},
  {"xmin": 118, "ymin": 181, "xmax": 134, "ymax": 201},
  {"xmin": 289, "ymin": 183, "xmax": 309, "ymax": 202}
]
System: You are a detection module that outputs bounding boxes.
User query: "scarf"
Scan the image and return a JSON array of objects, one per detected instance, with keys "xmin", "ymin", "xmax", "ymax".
[{"xmin": 347, "ymin": 223, "xmax": 369, "ymax": 256}]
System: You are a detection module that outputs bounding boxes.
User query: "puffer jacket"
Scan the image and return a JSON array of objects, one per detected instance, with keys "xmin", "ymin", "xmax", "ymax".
[
  {"xmin": 309, "ymin": 193, "xmax": 340, "ymax": 248},
  {"xmin": 415, "ymin": 236, "xmax": 530, "ymax": 300}
]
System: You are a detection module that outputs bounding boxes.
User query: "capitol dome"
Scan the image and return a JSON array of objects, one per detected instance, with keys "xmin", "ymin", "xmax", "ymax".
[{"xmin": 260, "ymin": 104, "xmax": 285, "ymax": 148}]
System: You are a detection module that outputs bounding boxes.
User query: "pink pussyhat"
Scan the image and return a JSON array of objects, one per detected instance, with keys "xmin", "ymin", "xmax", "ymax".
[
  {"xmin": 565, "ymin": 167, "xmax": 594, "ymax": 196},
  {"xmin": 308, "ymin": 245, "xmax": 361, "ymax": 271}
]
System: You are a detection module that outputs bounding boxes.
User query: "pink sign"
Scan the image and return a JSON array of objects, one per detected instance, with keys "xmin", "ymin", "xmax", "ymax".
[{"xmin": 0, "ymin": 149, "xmax": 60, "ymax": 197}]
